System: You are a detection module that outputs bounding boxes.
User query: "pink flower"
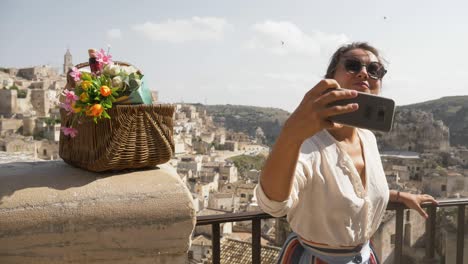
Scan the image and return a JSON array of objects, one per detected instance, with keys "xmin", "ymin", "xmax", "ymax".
[
  {"xmin": 61, "ymin": 127, "xmax": 78, "ymax": 138},
  {"xmin": 60, "ymin": 102, "xmax": 73, "ymax": 113},
  {"xmin": 63, "ymin": 90, "xmax": 79, "ymax": 104},
  {"xmin": 96, "ymin": 48, "xmax": 113, "ymax": 68},
  {"xmin": 69, "ymin": 67, "xmax": 81, "ymax": 81},
  {"xmin": 60, "ymin": 90, "xmax": 79, "ymax": 114}
]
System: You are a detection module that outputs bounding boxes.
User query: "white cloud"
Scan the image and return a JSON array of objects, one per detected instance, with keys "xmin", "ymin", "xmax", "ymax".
[
  {"xmin": 133, "ymin": 17, "xmax": 231, "ymax": 43},
  {"xmin": 246, "ymin": 20, "xmax": 348, "ymax": 56},
  {"xmin": 106, "ymin": 28, "xmax": 122, "ymax": 39}
]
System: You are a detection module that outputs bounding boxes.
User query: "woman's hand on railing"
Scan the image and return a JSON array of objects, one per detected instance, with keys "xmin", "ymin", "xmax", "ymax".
[{"xmin": 399, "ymin": 192, "xmax": 439, "ymax": 219}]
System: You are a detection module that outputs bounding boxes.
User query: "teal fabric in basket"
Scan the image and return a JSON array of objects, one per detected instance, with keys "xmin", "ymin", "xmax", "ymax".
[{"xmin": 117, "ymin": 76, "xmax": 153, "ymax": 105}]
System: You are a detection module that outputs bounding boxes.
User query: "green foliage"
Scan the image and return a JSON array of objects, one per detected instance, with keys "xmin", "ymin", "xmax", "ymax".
[
  {"xmin": 44, "ymin": 117, "xmax": 60, "ymax": 125},
  {"xmin": 9, "ymin": 85, "xmax": 19, "ymax": 90},
  {"xmin": 228, "ymin": 154, "xmax": 267, "ymax": 177},
  {"xmin": 17, "ymin": 89, "xmax": 27, "ymax": 98}
]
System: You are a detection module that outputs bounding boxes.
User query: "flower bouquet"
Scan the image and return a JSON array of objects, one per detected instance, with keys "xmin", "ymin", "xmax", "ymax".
[{"xmin": 59, "ymin": 48, "xmax": 175, "ymax": 172}]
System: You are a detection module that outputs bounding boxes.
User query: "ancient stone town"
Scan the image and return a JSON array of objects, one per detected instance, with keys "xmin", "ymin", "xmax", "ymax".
[{"xmin": 1, "ymin": 50, "xmax": 467, "ymax": 264}]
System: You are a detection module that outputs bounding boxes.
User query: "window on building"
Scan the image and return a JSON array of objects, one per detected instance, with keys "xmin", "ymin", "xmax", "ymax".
[
  {"xmin": 241, "ymin": 194, "xmax": 246, "ymax": 198},
  {"xmin": 390, "ymin": 234, "xmax": 395, "ymax": 245},
  {"xmin": 442, "ymin": 185, "xmax": 447, "ymax": 192},
  {"xmin": 43, "ymin": 149, "xmax": 47, "ymax": 156},
  {"xmin": 406, "ymin": 210, "xmax": 410, "ymax": 221}
]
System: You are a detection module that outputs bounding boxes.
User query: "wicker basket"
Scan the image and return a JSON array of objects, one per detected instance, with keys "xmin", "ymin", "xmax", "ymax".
[{"xmin": 59, "ymin": 61, "xmax": 175, "ymax": 172}]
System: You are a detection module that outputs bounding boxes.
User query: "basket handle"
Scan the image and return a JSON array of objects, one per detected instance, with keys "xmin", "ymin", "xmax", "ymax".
[{"xmin": 73, "ymin": 61, "xmax": 140, "ymax": 72}]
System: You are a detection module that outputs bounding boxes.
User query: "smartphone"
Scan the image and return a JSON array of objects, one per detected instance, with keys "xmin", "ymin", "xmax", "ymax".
[{"xmin": 326, "ymin": 88, "xmax": 396, "ymax": 132}]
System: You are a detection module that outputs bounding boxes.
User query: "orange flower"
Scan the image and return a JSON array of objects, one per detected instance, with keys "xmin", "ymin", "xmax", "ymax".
[
  {"xmin": 86, "ymin": 104, "xmax": 103, "ymax": 117},
  {"xmin": 71, "ymin": 102, "xmax": 82, "ymax": 113},
  {"xmin": 100, "ymin": 85, "xmax": 111, "ymax": 97},
  {"xmin": 80, "ymin": 92, "xmax": 89, "ymax": 102}
]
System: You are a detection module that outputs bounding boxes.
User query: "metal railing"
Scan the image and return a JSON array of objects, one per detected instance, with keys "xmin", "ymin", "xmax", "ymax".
[{"xmin": 196, "ymin": 198, "xmax": 468, "ymax": 264}]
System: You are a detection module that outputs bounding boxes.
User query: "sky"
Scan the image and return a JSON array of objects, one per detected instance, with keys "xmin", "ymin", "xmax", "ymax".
[{"xmin": 1, "ymin": 0, "xmax": 467, "ymax": 112}]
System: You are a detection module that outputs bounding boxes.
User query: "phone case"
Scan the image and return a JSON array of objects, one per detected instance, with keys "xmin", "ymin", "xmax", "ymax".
[{"xmin": 327, "ymin": 90, "xmax": 396, "ymax": 132}]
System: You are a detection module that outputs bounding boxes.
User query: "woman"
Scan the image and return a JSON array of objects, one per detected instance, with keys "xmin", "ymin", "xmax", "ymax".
[{"xmin": 255, "ymin": 42, "xmax": 438, "ymax": 264}]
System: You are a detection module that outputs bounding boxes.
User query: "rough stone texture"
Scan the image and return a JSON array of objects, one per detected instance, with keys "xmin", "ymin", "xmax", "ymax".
[
  {"xmin": 0, "ymin": 161, "xmax": 196, "ymax": 263},
  {"xmin": 375, "ymin": 109, "xmax": 450, "ymax": 152}
]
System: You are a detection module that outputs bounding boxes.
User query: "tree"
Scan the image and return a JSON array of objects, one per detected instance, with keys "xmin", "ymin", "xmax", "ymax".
[{"xmin": 17, "ymin": 90, "xmax": 27, "ymax": 98}]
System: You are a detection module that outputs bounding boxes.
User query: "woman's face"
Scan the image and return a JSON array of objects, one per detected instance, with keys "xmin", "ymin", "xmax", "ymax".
[{"xmin": 333, "ymin": 48, "xmax": 383, "ymax": 95}]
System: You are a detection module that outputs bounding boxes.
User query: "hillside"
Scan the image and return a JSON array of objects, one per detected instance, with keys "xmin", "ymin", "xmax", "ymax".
[
  {"xmin": 399, "ymin": 96, "xmax": 468, "ymax": 147},
  {"xmin": 196, "ymin": 104, "xmax": 290, "ymax": 146},
  {"xmin": 194, "ymin": 95, "xmax": 468, "ymax": 149}
]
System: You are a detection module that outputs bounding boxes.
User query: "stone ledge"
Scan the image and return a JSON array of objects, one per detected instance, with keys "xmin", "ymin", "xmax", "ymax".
[{"xmin": 0, "ymin": 161, "xmax": 195, "ymax": 264}]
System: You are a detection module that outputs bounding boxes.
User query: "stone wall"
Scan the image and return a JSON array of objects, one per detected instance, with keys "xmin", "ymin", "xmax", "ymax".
[
  {"xmin": 376, "ymin": 109, "xmax": 450, "ymax": 152},
  {"xmin": 30, "ymin": 89, "xmax": 50, "ymax": 117},
  {"xmin": 0, "ymin": 89, "xmax": 18, "ymax": 116},
  {"xmin": 0, "ymin": 161, "xmax": 195, "ymax": 263}
]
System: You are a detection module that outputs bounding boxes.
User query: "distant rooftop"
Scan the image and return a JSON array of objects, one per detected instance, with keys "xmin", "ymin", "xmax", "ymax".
[
  {"xmin": 380, "ymin": 151, "xmax": 420, "ymax": 159},
  {"xmin": 218, "ymin": 238, "xmax": 280, "ymax": 264}
]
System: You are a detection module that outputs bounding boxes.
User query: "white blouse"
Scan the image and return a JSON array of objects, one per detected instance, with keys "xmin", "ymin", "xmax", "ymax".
[{"xmin": 255, "ymin": 128, "xmax": 389, "ymax": 247}]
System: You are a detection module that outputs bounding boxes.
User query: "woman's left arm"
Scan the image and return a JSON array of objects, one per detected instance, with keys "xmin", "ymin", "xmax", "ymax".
[{"xmin": 389, "ymin": 190, "xmax": 439, "ymax": 219}]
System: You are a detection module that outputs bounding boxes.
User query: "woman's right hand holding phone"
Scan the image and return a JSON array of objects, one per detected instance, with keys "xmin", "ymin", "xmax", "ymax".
[{"xmin": 283, "ymin": 79, "xmax": 359, "ymax": 144}]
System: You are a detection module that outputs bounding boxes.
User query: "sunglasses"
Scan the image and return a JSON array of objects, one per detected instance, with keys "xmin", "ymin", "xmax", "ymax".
[{"xmin": 343, "ymin": 59, "xmax": 387, "ymax": 80}]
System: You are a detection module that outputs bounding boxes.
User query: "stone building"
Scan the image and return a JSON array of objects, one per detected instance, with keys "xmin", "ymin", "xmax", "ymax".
[
  {"xmin": 43, "ymin": 123, "xmax": 61, "ymax": 142},
  {"xmin": 30, "ymin": 89, "xmax": 50, "ymax": 117},
  {"xmin": 255, "ymin": 126, "xmax": 266, "ymax": 145},
  {"xmin": 0, "ymin": 89, "xmax": 18, "ymax": 117},
  {"xmin": 189, "ymin": 235, "xmax": 212, "ymax": 264},
  {"xmin": 22, "ymin": 115, "xmax": 36, "ymax": 136},
  {"xmin": 423, "ymin": 172, "xmax": 448, "ymax": 197},
  {"xmin": 63, "ymin": 49, "xmax": 73, "ymax": 74},
  {"xmin": 174, "ymin": 135, "xmax": 187, "ymax": 155},
  {"xmin": 372, "ymin": 209, "xmax": 428, "ymax": 263},
  {"xmin": 36, "ymin": 139, "xmax": 59, "ymax": 160},
  {"xmin": 208, "ymin": 192, "xmax": 239, "ymax": 212},
  {"xmin": 222, "ymin": 181, "xmax": 256, "ymax": 205},
  {"xmin": 217, "ymin": 140, "xmax": 238, "ymax": 152},
  {"xmin": 0, "ymin": 117, "xmax": 22, "ymax": 136},
  {"xmin": 219, "ymin": 163, "xmax": 238, "ymax": 184},
  {"xmin": 0, "ymin": 135, "xmax": 36, "ymax": 153},
  {"xmin": 17, "ymin": 65, "xmax": 58, "ymax": 80},
  {"xmin": 178, "ymin": 156, "xmax": 202, "ymax": 174},
  {"xmin": 191, "ymin": 179, "xmax": 219, "ymax": 206},
  {"xmin": 381, "ymin": 151, "xmax": 424, "ymax": 181},
  {"xmin": 0, "ymin": 71, "xmax": 14, "ymax": 88}
]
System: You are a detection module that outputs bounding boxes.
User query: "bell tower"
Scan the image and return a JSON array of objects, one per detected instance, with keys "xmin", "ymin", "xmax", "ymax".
[{"xmin": 63, "ymin": 48, "xmax": 73, "ymax": 74}]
